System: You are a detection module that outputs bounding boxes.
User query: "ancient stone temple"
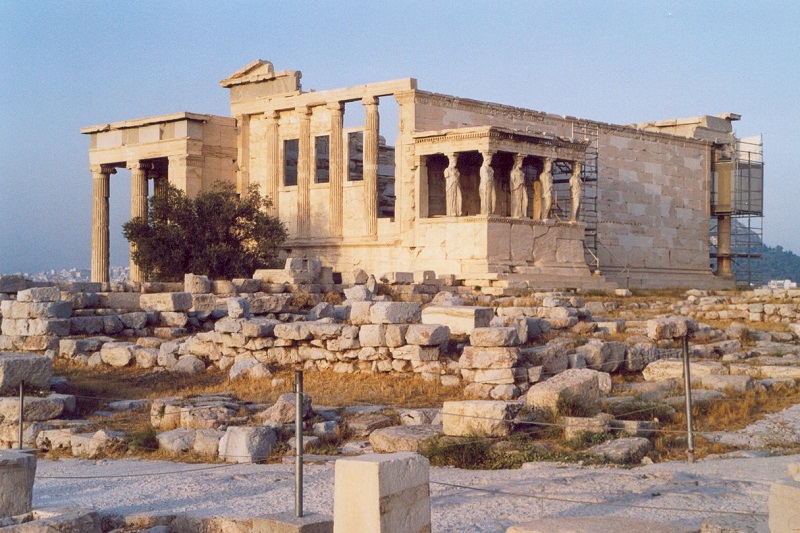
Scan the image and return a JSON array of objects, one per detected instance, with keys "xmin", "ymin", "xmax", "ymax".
[{"xmin": 82, "ymin": 60, "xmax": 762, "ymax": 289}]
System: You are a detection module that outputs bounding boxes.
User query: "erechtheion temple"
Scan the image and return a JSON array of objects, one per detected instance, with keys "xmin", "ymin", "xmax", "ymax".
[{"xmin": 82, "ymin": 60, "xmax": 763, "ymax": 289}]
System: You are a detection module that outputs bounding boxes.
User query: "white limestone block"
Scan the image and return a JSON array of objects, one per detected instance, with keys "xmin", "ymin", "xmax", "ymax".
[
  {"xmin": 184, "ymin": 273, "xmax": 212, "ymax": 294},
  {"xmin": 369, "ymin": 302, "xmax": 422, "ymax": 324},
  {"xmin": 334, "ymin": 452, "xmax": 430, "ymax": 533},
  {"xmin": 218, "ymin": 426, "xmax": 277, "ymax": 463},
  {"xmin": 525, "ymin": 368, "xmax": 601, "ymax": 415},
  {"xmin": 193, "ymin": 428, "xmax": 224, "ymax": 457},
  {"xmin": 459, "ymin": 346, "xmax": 520, "ymax": 369},
  {"xmin": 0, "ymin": 353, "xmax": 52, "ymax": 394},
  {"xmin": 343, "ymin": 285, "xmax": 373, "ymax": 301},
  {"xmin": 99, "ymin": 342, "xmax": 135, "ymax": 367},
  {"xmin": 170, "ymin": 355, "xmax": 206, "ymax": 375},
  {"xmin": 469, "ymin": 327, "xmax": 520, "ymax": 347},
  {"xmin": 17, "ymin": 287, "xmax": 60, "ymax": 302},
  {"xmin": 421, "ymin": 306, "xmax": 494, "ymax": 335},
  {"xmin": 369, "ymin": 424, "xmax": 442, "ymax": 453},
  {"xmin": 575, "ymin": 340, "xmax": 627, "ymax": 373},
  {"xmin": 405, "ymin": 324, "xmax": 450, "ymax": 346},
  {"xmin": 227, "ymin": 297, "xmax": 251, "ymax": 319},
  {"xmin": 642, "ymin": 359, "xmax": 727, "ymax": 382},
  {"xmin": 0, "ymin": 450, "xmax": 36, "ymax": 518},
  {"xmin": 442, "ymin": 400, "xmax": 518, "ymax": 437},
  {"xmin": 157, "ymin": 428, "xmax": 196, "ymax": 453},
  {"xmin": 359, "ymin": 324, "xmax": 387, "ymax": 347},
  {"xmin": 139, "ymin": 292, "xmax": 193, "ymax": 312}
]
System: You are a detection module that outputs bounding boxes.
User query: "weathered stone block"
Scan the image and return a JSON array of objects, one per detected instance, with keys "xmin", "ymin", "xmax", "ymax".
[
  {"xmin": 17, "ymin": 287, "xmax": 60, "ymax": 302},
  {"xmin": 227, "ymin": 297, "xmax": 251, "ymax": 319},
  {"xmin": 421, "ymin": 306, "xmax": 494, "ymax": 335},
  {"xmin": 642, "ymin": 359, "xmax": 727, "ymax": 382},
  {"xmin": 442, "ymin": 400, "xmax": 519, "ymax": 437},
  {"xmin": 253, "ymin": 512, "xmax": 334, "ymax": 533},
  {"xmin": 575, "ymin": 340, "xmax": 627, "ymax": 373},
  {"xmin": 100, "ymin": 342, "xmax": 135, "ymax": 367},
  {"xmin": 469, "ymin": 327, "xmax": 520, "ymax": 347},
  {"xmin": 334, "ymin": 452, "xmax": 430, "ymax": 533},
  {"xmin": 369, "ymin": 302, "xmax": 422, "ymax": 324},
  {"xmin": 405, "ymin": 324, "xmax": 450, "ymax": 346},
  {"xmin": 0, "ymin": 449, "xmax": 36, "ymax": 518},
  {"xmin": 218, "ymin": 426, "xmax": 277, "ymax": 463},
  {"xmin": 459, "ymin": 346, "xmax": 520, "ymax": 369},
  {"xmin": 369, "ymin": 424, "xmax": 442, "ymax": 453},
  {"xmin": 0, "ymin": 353, "xmax": 52, "ymax": 394},
  {"xmin": 139, "ymin": 292, "xmax": 193, "ymax": 312},
  {"xmin": 359, "ymin": 324, "xmax": 387, "ymax": 347},
  {"xmin": 525, "ymin": 368, "xmax": 601, "ymax": 415},
  {"xmin": 184, "ymin": 273, "xmax": 212, "ymax": 294}
]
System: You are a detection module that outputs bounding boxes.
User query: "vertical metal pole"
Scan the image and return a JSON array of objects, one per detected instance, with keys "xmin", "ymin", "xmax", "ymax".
[
  {"xmin": 682, "ymin": 336, "xmax": 695, "ymax": 463},
  {"xmin": 18, "ymin": 382, "xmax": 24, "ymax": 450},
  {"xmin": 295, "ymin": 369, "xmax": 304, "ymax": 518}
]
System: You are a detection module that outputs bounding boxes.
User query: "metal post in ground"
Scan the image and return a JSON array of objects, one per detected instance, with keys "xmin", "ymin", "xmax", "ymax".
[
  {"xmin": 295, "ymin": 369, "xmax": 304, "ymax": 518},
  {"xmin": 682, "ymin": 335, "xmax": 695, "ymax": 463},
  {"xmin": 18, "ymin": 381, "xmax": 24, "ymax": 450}
]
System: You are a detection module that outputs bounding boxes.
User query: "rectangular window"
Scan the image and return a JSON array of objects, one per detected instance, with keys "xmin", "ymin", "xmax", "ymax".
[
  {"xmin": 348, "ymin": 131, "xmax": 363, "ymax": 181},
  {"xmin": 315, "ymin": 135, "xmax": 330, "ymax": 183},
  {"xmin": 283, "ymin": 139, "xmax": 298, "ymax": 186}
]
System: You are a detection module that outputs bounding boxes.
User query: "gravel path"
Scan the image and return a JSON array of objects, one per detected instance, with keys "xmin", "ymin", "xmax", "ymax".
[{"xmin": 32, "ymin": 453, "xmax": 798, "ymax": 532}]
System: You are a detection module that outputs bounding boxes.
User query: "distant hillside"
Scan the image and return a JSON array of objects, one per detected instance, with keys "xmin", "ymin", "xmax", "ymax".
[{"xmin": 760, "ymin": 244, "xmax": 800, "ymax": 283}]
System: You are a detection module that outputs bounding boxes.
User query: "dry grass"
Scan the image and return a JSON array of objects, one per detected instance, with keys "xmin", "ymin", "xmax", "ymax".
[
  {"xmin": 53, "ymin": 360, "xmax": 463, "ymax": 411},
  {"xmin": 653, "ymin": 384, "xmax": 800, "ymax": 461}
]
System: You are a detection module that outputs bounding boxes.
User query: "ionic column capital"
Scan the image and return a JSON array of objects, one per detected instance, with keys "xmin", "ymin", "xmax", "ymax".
[
  {"xmin": 295, "ymin": 105, "xmax": 312, "ymax": 117},
  {"xmin": 127, "ymin": 161, "xmax": 156, "ymax": 172},
  {"xmin": 90, "ymin": 164, "xmax": 117, "ymax": 176},
  {"xmin": 327, "ymin": 101, "xmax": 345, "ymax": 114},
  {"xmin": 362, "ymin": 95, "xmax": 379, "ymax": 107}
]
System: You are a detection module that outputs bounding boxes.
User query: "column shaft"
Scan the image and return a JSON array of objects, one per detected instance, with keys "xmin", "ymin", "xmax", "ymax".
[
  {"xmin": 236, "ymin": 114, "xmax": 251, "ymax": 195},
  {"xmin": 264, "ymin": 111, "xmax": 280, "ymax": 217},
  {"xmin": 129, "ymin": 162, "xmax": 148, "ymax": 283},
  {"xmin": 297, "ymin": 106, "xmax": 312, "ymax": 238},
  {"xmin": 363, "ymin": 96, "xmax": 379, "ymax": 237},
  {"xmin": 90, "ymin": 165, "xmax": 114, "ymax": 283},
  {"xmin": 329, "ymin": 102, "xmax": 344, "ymax": 238}
]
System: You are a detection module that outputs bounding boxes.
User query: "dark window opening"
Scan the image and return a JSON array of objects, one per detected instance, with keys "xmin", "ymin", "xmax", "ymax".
[
  {"xmin": 348, "ymin": 131, "xmax": 363, "ymax": 181},
  {"xmin": 315, "ymin": 135, "xmax": 330, "ymax": 183},
  {"xmin": 283, "ymin": 139, "xmax": 298, "ymax": 186}
]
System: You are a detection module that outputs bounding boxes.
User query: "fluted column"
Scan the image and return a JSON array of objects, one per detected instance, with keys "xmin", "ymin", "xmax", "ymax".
[
  {"xmin": 90, "ymin": 164, "xmax": 115, "ymax": 283},
  {"xmin": 297, "ymin": 106, "xmax": 312, "ymax": 238},
  {"xmin": 328, "ymin": 102, "xmax": 344, "ymax": 238},
  {"xmin": 236, "ymin": 114, "xmax": 250, "ymax": 194},
  {"xmin": 363, "ymin": 95, "xmax": 379, "ymax": 238},
  {"xmin": 128, "ymin": 161, "xmax": 148, "ymax": 282},
  {"xmin": 264, "ymin": 110, "xmax": 280, "ymax": 216}
]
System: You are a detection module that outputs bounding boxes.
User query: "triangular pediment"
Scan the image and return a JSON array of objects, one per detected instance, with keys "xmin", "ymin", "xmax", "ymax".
[{"xmin": 220, "ymin": 60, "xmax": 276, "ymax": 87}]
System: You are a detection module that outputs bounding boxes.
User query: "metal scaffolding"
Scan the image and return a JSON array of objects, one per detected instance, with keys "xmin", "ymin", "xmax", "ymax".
[
  {"xmin": 551, "ymin": 123, "xmax": 599, "ymax": 270},
  {"xmin": 710, "ymin": 135, "xmax": 764, "ymax": 286}
]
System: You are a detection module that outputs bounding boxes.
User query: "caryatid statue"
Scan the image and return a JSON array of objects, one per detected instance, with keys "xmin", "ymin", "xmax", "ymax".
[
  {"xmin": 539, "ymin": 157, "xmax": 554, "ymax": 220},
  {"xmin": 479, "ymin": 150, "xmax": 495, "ymax": 215},
  {"xmin": 570, "ymin": 161, "xmax": 582, "ymax": 222},
  {"xmin": 444, "ymin": 153, "xmax": 462, "ymax": 216},
  {"xmin": 510, "ymin": 153, "xmax": 527, "ymax": 218}
]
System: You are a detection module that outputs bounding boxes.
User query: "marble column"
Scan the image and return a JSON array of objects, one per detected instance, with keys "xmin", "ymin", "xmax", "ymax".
[
  {"xmin": 328, "ymin": 102, "xmax": 344, "ymax": 238},
  {"xmin": 236, "ymin": 114, "xmax": 250, "ymax": 195},
  {"xmin": 90, "ymin": 164, "xmax": 115, "ymax": 283},
  {"xmin": 363, "ymin": 95, "xmax": 379, "ymax": 238},
  {"xmin": 264, "ymin": 110, "xmax": 280, "ymax": 217},
  {"xmin": 479, "ymin": 150, "xmax": 495, "ymax": 215},
  {"xmin": 297, "ymin": 106, "xmax": 312, "ymax": 238},
  {"xmin": 128, "ymin": 161, "xmax": 149, "ymax": 283}
]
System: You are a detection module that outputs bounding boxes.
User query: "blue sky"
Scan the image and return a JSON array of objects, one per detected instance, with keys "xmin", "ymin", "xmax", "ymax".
[{"xmin": 1, "ymin": 1, "xmax": 798, "ymax": 273}]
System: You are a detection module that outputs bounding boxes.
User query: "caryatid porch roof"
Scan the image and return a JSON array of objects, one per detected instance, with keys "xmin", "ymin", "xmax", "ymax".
[{"xmin": 411, "ymin": 126, "xmax": 588, "ymax": 161}]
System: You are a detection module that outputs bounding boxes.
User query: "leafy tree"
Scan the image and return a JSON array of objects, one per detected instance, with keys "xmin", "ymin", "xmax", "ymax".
[{"xmin": 123, "ymin": 182, "xmax": 287, "ymax": 281}]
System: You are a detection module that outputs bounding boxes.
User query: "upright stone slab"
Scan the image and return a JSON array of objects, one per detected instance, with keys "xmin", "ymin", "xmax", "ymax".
[
  {"xmin": 334, "ymin": 452, "xmax": 430, "ymax": 533},
  {"xmin": 0, "ymin": 449, "xmax": 36, "ymax": 518},
  {"xmin": 769, "ymin": 463, "xmax": 800, "ymax": 533}
]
